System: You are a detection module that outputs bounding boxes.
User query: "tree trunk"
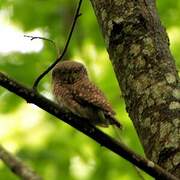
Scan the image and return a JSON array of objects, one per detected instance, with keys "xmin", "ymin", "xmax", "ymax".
[{"xmin": 90, "ymin": 0, "xmax": 180, "ymax": 178}]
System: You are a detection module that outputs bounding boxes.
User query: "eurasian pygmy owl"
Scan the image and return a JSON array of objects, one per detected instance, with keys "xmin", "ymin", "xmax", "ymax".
[{"xmin": 52, "ymin": 60, "xmax": 121, "ymax": 128}]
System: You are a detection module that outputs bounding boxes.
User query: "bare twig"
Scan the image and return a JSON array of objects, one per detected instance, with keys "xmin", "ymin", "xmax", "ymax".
[
  {"xmin": 24, "ymin": 35, "xmax": 59, "ymax": 56},
  {"xmin": 32, "ymin": 0, "xmax": 83, "ymax": 91},
  {"xmin": 0, "ymin": 72, "xmax": 178, "ymax": 180},
  {"xmin": 24, "ymin": 35, "xmax": 56, "ymax": 47},
  {"xmin": 0, "ymin": 145, "xmax": 42, "ymax": 180}
]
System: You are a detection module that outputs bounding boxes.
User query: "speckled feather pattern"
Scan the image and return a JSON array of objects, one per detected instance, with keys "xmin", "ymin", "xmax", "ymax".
[
  {"xmin": 71, "ymin": 79, "xmax": 115, "ymax": 117},
  {"xmin": 52, "ymin": 61, "xmax": 121, "ymax": 128}
]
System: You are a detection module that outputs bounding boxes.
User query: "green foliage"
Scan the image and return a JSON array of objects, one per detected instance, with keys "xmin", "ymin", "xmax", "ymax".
[
  {"xmin": 157, "ymin": 0, "xmax": 180, "ymax": 27},
  {"xmin": 0, "ymin": 0, "xmax": 179, "ymax": 180}
]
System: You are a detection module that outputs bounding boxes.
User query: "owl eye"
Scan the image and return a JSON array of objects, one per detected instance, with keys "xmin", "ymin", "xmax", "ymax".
[{"xmin": 60, "ymin": 70, "xmax": 66, "ymax": 74}]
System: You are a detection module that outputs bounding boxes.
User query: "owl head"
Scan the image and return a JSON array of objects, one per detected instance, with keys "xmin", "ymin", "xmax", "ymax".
[{"xmin": 52, "ymin": 60, "xmax": 88, "ymax": 84}]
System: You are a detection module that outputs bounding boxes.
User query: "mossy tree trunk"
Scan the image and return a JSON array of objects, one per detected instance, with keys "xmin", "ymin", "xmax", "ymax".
[{"xmin": 90, "ymin": 0, "xmax": 180, "ymax": 178}]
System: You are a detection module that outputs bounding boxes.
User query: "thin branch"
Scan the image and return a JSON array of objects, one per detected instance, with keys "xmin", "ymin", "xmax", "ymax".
[
  {"xmin": 24, "ymin": 35, "xmax": 59, "ymax": 56},
  {"xmin": 32, "ymin": 0, "xmax": 83, "ymax": 91},
  {"xmin": 0, "ymin": 145, "xmax": 42, "ymax": 180},
  {"xmin": 0, "ymin": 72, "xmax": 178, "ymax": 180},
  {"xmin": 24, "ymin": 35, "xmax": 56, "ymax": 48}
]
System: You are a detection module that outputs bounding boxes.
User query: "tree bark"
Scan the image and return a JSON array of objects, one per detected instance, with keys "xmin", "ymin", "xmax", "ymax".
[{"xmin": 90, "ymin": 0, "xmax": 180, "ymax": 178}]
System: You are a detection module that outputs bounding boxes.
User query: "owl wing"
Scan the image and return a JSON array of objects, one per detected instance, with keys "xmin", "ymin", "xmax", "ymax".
[
  {"xmin": 71, "ymin": 80, "xmax": 122, "ymax": 128},
  {"xmin": 72, "ymin": 80, "xmax": 116, "ymax": 117}
]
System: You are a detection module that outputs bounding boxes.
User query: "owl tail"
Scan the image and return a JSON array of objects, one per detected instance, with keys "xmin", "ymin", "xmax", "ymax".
[
  {"xmin": 96, "ymin": 111, "xmax": 122, "ymax": 129},
  {"xmin": 108, "ymin": 116, "xmax": 122, "ymax": 129}
]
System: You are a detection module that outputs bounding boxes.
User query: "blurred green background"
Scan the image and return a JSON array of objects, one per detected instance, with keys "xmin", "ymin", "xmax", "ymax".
[{"xmin": 0, "ymin": 0, "xmax": 179, "ymax": 180}]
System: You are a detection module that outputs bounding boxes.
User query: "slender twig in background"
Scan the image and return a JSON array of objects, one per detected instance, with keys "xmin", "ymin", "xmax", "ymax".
[
  {"xmin": 24, "ymin": 35, "xmax": 56, "ymax": 48},
  {"xmin": 0, "ymin": 72, "xmax": 178, "ymax": 180},
  {"xmin": 24, "ymin": 35, "xmax": 59, "ymax": 57},
  {"xmin": 32, "ymin": 0, "xmax": 83, "ymax": 91},
  {"xmin": 0, "ymin": 145, "xmax": 42, "ymax": 180}
]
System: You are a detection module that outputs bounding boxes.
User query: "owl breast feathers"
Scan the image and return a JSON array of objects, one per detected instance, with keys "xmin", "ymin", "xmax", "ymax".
[{"xmin": 52, "ymin": 60, "xmax": 121, "ymax": 128}]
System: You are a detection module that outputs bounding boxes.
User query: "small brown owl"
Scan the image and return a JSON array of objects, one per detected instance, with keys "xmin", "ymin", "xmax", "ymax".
[{"xmin": 52, "ymin": 60, "xmax": 121, "ymax": 128}]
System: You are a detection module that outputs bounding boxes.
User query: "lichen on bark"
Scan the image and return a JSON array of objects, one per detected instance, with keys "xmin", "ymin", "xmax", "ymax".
[{"xmin": 90, "ymin": 0, "xmax": 180, "ymax": 177}]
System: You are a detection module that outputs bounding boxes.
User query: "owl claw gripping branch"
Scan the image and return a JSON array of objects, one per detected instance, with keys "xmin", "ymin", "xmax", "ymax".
[{"xmin": 52, "ymin": 60, "xmax": 122, "ymax": 129}]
